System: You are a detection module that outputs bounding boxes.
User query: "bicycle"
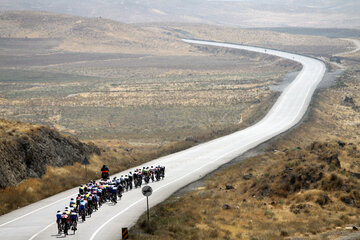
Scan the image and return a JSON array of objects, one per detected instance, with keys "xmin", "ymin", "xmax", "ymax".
[
  {"xmin": 79, "ymin": 208, "xmax": 86, "ymax": 222},
  {"xmin": 61, "ymin": 221, "xmax": 68, "ymax": 235},
  {"xmin": 71, "ymin": 220, "xmax": 77, "ymax": 234}
]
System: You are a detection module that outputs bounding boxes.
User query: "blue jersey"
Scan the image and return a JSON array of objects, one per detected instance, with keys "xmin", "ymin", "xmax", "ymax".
[
  {"xmin": 56, "ymin": 213, "xmax": 62, "ymax": 222},
  {"xmin": 71, "ymin": 212, "xmax": 77, "ymax": 221}
]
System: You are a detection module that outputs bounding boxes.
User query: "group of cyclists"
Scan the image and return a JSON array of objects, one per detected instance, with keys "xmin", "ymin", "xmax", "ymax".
[{"xmin": 56, "ymin": 164, "xmax": 165, "ymax": 236}]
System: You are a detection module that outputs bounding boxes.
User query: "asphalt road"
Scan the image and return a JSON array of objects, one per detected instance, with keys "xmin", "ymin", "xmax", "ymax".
[{"xmin": 0, "ymin": 39, "xmax": 326, "ymax": 240}]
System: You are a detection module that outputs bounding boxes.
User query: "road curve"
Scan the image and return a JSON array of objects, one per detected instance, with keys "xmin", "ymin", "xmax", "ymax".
[{"xmin": 0, "ymin": 39, "xmax": 326, "ymax": 240}]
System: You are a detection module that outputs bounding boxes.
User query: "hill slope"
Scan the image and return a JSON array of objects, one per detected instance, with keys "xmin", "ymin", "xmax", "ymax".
[
  {"xmin": 0, "ymin": 0, "xmax": 359, "ymax": 28},
  {"xmin": 0, "ymin": 119, "xmax": 100, "ymax": 188},
  {"xmin": 0, "ymin": 11, "xmax": 190, "ymax": 54}
]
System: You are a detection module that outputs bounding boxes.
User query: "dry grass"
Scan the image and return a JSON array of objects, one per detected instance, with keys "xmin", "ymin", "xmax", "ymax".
[{"xmin": 132, "ymin": 140, "xmax": 360, "ymax": 240}]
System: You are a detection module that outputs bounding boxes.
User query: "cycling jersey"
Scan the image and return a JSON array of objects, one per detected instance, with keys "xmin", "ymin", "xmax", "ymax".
[
  {"xmin": 61, "ymin": 214, "xmax": 69, "ymax": 223},
  {"xmin": 56, "ymin": 213, "xmax": 62, "ymax": 223},
  {"xmin": 79, "ymin": 201, "xmax": 86, "ymax": 211},
  {"xmin": 70, "ymin": 212, "xmax": 77, "ymax": 221}
]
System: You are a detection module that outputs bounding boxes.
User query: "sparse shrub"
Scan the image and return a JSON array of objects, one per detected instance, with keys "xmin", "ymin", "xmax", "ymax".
[
  {"xmin": 139, "ymin": 219, "xmax": 158, "ymax": 235},
  {"xmin": 322, "ymin": 173, "xmax": 344, "ymax": 191},
  {"xmin": 315, "ymin": 193, "xmax": 330, "ymax": 206},
  {"xmin": 264, "ymin": 210, "xmax": 274, "ymax": 218},
  {"xmin": 280, "ymin": 230, "xmax": 289, "ymax": 237},
  {"xmin": 209, "ymin": 229, "xmax": 219, "ymax": 238}
]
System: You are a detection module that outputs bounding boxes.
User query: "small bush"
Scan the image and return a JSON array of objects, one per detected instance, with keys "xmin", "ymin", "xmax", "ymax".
[
  {"xmin": 209, "ymin": 229, "xmax": 219, "ymax": 238},
  {"xmin": 139, "ymin": 220, "xmax": 158, "ymax": 235},
  {"xmin": 264, "ymin": 210, "xmax": 274, "ymax": 218}
]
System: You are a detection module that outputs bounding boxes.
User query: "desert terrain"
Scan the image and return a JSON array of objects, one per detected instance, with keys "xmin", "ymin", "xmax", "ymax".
[
  {"xmin": 0, "ymin": 11, "xmax": 352, "ymax": 146},
  {"xmin": 131, "ymin": 41, "xmax": 360, "ymax": 239},
  {"xmin": 0, "ymin": 11, "xmax": 359, "ymax": 236},
  {"xmin": 1, "ymin": 0, "xmax": 359, "ymax": 29}
]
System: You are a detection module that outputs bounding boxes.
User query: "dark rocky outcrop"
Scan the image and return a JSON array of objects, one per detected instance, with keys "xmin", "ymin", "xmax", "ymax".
[
  {"xmin": 222, "ymin": 204, "xmax": 231, "ymax": 210},
  {"xmin": 344, "ymin": 96, "xmax": 355, "ymax": 105},
  {"xmin": 242, "ymin": 173, "xmax": 253, "ymax": 180},
  {"xmin": 0, "ymin": 120, "xmax": 100, "ymax": 188}
]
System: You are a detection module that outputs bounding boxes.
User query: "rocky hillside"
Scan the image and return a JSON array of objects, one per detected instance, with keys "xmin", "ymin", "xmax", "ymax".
[
  {"xmin": 245, "ymin": 141, "xmax": 360, "ymax": 206},
  {"xmin": 0, "ymin": 119, "xmax": 100, "ymax": 188}
]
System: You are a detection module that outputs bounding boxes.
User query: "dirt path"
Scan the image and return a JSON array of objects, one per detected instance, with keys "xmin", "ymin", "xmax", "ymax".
[{"xmin": 338, "ymin": 38, "xmax": 360, "ymax": 56}]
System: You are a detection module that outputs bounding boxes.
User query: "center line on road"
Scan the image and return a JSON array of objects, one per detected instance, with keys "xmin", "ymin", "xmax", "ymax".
[
  {"xmin": 0, "ymin": 194, "xmax": 76, "ymax": 228},
  {"xmin": 29, "ymin": 222, "xmax": 55, "ymax": 240}
]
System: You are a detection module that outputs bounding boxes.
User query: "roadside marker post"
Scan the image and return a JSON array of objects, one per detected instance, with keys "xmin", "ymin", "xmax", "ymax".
[
  {"xmin": 142, "ymin": 186, "xmax": 153, "ymax": 221},
  {"xmin": 122, "ymin": 227, "xmax": 128, "ymax": 239}
]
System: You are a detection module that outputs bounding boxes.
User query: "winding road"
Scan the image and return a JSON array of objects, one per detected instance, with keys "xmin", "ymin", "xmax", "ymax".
[{"xmin": 0, "ymin": 39, "xmax": 326, "ymax": 240}]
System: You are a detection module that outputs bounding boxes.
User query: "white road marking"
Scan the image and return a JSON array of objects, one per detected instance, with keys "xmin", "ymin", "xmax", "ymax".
[
  {"xmin": 0, "ymin": 194, "xmax": 75, "ymax": 228},
  {"xmin": 29, "ymin": 222, "xmax": 55, "ymax": 240}
]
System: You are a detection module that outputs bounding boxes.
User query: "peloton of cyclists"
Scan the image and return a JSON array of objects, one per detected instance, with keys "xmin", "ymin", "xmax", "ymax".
[{"xmin": 56, "ymin": 164, "xmax": 165, "ymax": 235}]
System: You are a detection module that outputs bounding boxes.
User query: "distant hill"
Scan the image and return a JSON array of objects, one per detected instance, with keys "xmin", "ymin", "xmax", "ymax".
[
  {"xmin": 0, "ymin": 11, "xmax": 190, "ymax": 54},
  {"xmin": 0, "ymin": 0, "xmax": 359, "ymax": 28},
  {"xmin": 252, "ymin": 27, "xmax": 360, "ymax": 39},
  {"xmin": 0, "ymin": 119, "xmax": 100, "ymax": 188}
]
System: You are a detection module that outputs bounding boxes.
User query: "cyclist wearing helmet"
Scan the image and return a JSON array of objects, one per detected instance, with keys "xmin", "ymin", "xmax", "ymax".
[{"xmin": 101, "ymin": 165, "xmax": 110, "ymax": 180}]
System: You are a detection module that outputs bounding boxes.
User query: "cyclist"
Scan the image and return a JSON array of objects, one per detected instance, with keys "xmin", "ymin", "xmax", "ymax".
[
  {"xmin": 160, "ymin": 165, "xmax": 165, "ymax": 178},
  {"xmin": 137, "ymin": 169, "xmax": 143, "ymax": 187},
  {"xmin": 93, "ymin": 192, "xmax": 98, "ymax": 210},
  {"xmin": 111, "ymin": 183, "xmax": 118, "ymax": 204},
  {"xmin": 79, "ymin": 185, "xmax": 84, "ymax": 194},
  {"xmin": 69, "ymin": 198, "xmax": 75, "ymax": 208},
  {"xmin": 87, "ymin": 194, "xmax": 93, "ymax": 214},
  {"xmin": 133, "ymin": 170, "xmax": 138, "ymax": 188},
  {"xmin": 97, "ymin": 186, "xmax": 104, "ymax": 206},
  {"xmin": 70, "ymin": 210, "xmax": 78, "ymax": 231},
  {"xmin": 144, "ymin": 167, "xmax": 150, "ymax": 183},
  {"xmin": 64, "ymin": 207, "xmax": 70, "ymax": 215},
  {"xmin": 155, "ymin": 166, "xmax": 161, "ymax": 181},
  {"xmin": 150, "ymin": 166, "xmax": 155, "ymax": 182},
  {"xmin": 124, "ymin": 175, "xmax": 129, "ymax": 191},
  {"xmin": 76, "ymin": 194, "xmax": 81, "ymax": 212},
  {"xmin": 128, "ymin": 172, "xmax": 133, "ymax": 190},
  {"xmin": 101, "ymin": 165, "xmax": 110, "ymax": 180},
  {"xmin": 56, "ymin": 210, "xmax": 62, "ymax": 234},
  {"xmin": 79, "ymin": 199, "xmax": 86, "ymax": 221},
  {"xmin": 120, "ymin": 175, "xmax": 125, "ymax": 189},
  {"xmin": 60, "ymin": 211, "xmax": 69, "ymax": 235},
  {"xmin": 117, "ymin": 181, "xmax": 124, "ymax": 198}
]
